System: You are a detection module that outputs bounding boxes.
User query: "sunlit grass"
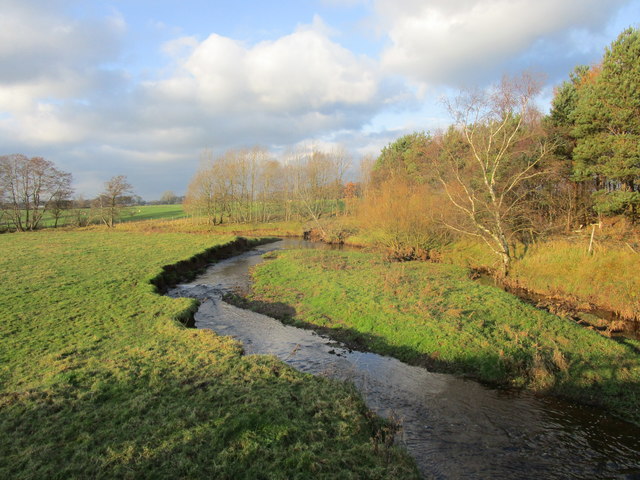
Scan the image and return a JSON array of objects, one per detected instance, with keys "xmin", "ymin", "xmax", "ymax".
[
  {"xmin": 243, "ymin": 249, "xmax": 640, "ymax": 424},
  {"xmin": 510, "ymin": 239, "xmax": 640, "ymax": 320},
  {"xmin": 0, "ymin": 230, "xmax": 417, "ymax": 479},
  {"xmin": 123, "ymin": 204, "xmax": 187, "ymax": 222}
]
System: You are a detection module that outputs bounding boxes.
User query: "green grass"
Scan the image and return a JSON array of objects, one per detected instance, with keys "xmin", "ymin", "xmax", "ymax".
[
  {"xmin": 123, "ymin": 204, "xmax": 187, "ymax": 222},
  {"xmin": 0, "ymin": 231, "xmax": 417, "ymax": 479},
  {"xmin": 243, "ymin": 249, "xmax": 640, "ymax": 424},
  {"xmin": 0, "ymin": 204, "xmax": 187, "ymax": 230},
  {"xmin": 438, "ymin": 237, "xmax": 640, "ymax": 321}
]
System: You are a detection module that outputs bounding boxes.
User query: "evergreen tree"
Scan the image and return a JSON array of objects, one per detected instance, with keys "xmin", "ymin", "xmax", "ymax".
[
  {"xmin": 373, "ymin": 132, "xmax": 433, "ymax": 183},
  {"xmin": 571, "ymin": 27, "xmax": 640, "ymax": 220}
]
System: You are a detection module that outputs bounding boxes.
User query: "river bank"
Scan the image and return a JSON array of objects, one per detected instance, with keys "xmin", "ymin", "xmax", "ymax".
[
  {"xmin": 112, "ymin": 217, "xmax": 640, "ymax": 328},
  {"xmin": 302, "ymin": 224, "xmax": 640, "ymax": 331},
  {"xmin": 238, "ymin": 247, "xmax": 640, "ymax": 425},
  {"xmin": 0, "ymin": 230, "xmax": 418, "ymax": 479}
]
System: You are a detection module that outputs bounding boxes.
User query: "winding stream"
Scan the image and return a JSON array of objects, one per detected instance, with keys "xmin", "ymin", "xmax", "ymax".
[{"xmin": 169, "ymin": 239, "xmax": 640, "ymax": 479}]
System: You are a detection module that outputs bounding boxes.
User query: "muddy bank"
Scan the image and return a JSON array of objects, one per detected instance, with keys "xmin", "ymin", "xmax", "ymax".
[{"xmin": 151, "ymin": 236, "xmax": 277, "ymax": 326}]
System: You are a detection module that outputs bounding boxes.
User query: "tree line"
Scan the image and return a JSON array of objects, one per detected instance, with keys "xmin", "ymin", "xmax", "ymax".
[
  {"xmin": 185, "ymin": 27, "xmax": 639, "ymax": 274},
  {"xmin": 4, "ymin": 26, "xmax": 637, "ymax": 275},
  {"xmin": 184, "ymin": 146, "xmax": 350, "ymax": 234},
  {"xmin": 0, "ymin": 154, "xmax": 136, "ymax": 231}
]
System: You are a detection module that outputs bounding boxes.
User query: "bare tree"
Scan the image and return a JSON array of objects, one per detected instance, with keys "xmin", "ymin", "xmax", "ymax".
[
  {"xmin": 0, "ymin": 154, "xmax": 73, "ymax": 231},
  {"xmin": 184, "ymin": 145, "xmax": 351, "ymax": 228},
  {"xmin": 292, "ymin": 148, "xmax": 334, "ymax": 234},
  {"xmin": 71, "ymin": 195, "xmax": 92, "ymax": 227},
  {"xmin": 437, "ymin": 74, "xmax": 551, "ymax": 275},
  {"xmin": 49, "ymin": 192, "xmax": 73, "ymax": 228},
  {"xmin": 184, "ymin": 166, "xmax": 221, "ymax": 224},
  {"xmin": 160, "ymin": 190, "xmax": 179, "ymax": 205},
  {"xmin": 329, "ymin": 145, "xmax": 351, "ymax": 215},
  {"xmin": 95, "ymin": 175, "xmax": 134, "ymax": 227}
]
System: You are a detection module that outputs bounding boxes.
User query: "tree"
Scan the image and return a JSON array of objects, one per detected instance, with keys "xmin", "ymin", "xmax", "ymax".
[
  {"xmin": 291, "ymin": 147, "xmax": 343, "ymax": 234},
  {"xmin": 95, "ymin": 175, "xmax": 134, "ymax": 227},
  {"xmin": 373, "ymin": 132, "xmax": 433, "ymax": 183},
  {"xmin": 544, "ymin": 65, "xmax": 596, "ymax": 230},
  {"xmin": 437, "ymin": 74, "xmax": 551, "ymax": 275},
  {"xmin": 184, "ymin": 165, "xmax": 222, "ymax": 225},
  {"xmin": 71, "ymin": 195, "xmax": 92, "ymax": 227},
  {"xmin": 49, "ymin": 193, "xmax": 73, "ymax": 228},
  {"xmin": 184, "ymin": 145, "xmax": 351, "ymax": 227},
  {"xmin": 160, "ymin": 190, "xmax": 179, "ymax": 205},
  {"xmin": 0, "ymin": 154, "xmax": 73, "ymax": 231},
  {"xmin": 572, "ymin": 27, "xmax": 640, "ymax": 221}
]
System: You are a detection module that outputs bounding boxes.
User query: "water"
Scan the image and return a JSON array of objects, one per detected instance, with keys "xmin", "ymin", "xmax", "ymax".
[{"xmin": 169, "ymin": 239, "xmax": 640, "ymax": 479}]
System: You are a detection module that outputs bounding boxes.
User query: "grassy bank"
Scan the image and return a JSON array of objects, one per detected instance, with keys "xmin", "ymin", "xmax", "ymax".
[
  {"xmin": 242, "ymin": 249, "xmax": 640, "ymax": 424},
  {"xmin": 0, "ymin": 231, "xmax": 417, "ymax": 479},
  {"xmin": 338, "ymin": 220, "xmax": 639, "ymax": 322},
  {"xmin": 439, "ymin": 238, "xmax": 640, "ymax": 322}
]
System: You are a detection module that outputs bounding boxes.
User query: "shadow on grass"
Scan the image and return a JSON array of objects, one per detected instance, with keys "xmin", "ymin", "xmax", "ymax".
[
  {"xmin": 225, "ymin": 295, "xmax": 520, "ymax": 382},
  {"xmin": 0, "ymin": 354, "xmax": 418, "ymax": 479}
]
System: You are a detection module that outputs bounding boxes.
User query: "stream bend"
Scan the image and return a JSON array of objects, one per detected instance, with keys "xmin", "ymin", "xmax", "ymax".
[{"xmin": 168, "ymin": 239, "xmax": 640, "ymax": 479}]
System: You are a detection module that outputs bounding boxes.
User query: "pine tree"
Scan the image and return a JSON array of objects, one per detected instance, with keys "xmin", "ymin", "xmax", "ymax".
[{"xmin": 571, "ymin": 27, "xmax": 640, "ymax": 220}]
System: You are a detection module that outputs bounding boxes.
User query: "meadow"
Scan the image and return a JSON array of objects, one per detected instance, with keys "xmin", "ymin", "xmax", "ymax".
[
  {"xmin": 123, "ymin": 204, "xmax": 187, "ymax": 222},
  {"xmin": 240, "ymin": 248, "xmax": 640, "ymax": 424},
  {"xmin": 0, "ymin": 230, "xmax": 417, "ymax": 479},
  {"xmin": 0, "ymin": 204, "xmax": 187, "ymax": 231}
]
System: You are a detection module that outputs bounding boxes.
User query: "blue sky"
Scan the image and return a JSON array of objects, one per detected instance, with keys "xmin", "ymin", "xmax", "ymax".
[{"xmin": 1, "ymin": 0, "xmax": 639, "ymax": 199}]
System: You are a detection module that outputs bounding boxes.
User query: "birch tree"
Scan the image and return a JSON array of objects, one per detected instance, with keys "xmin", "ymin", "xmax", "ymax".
[{"xmin": 438, "ymin": 74, "xmax": 551, "ymax": 275}]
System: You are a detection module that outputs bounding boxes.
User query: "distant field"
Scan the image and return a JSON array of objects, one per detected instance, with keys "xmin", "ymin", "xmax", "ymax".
[
  {"xmin": 0, "ymin": 204, "xmax": 187, "ymax": 230},
  {"xmin": 123, "ymin": 204, "xmax": 186, "ymax": 222},
  {"xmin": 0, "ymin": 230, "xmax": 416, "ymax": 479},
  {"xmin": 241, "ymin": 248, "xmax": 640, "ymax": 424}
]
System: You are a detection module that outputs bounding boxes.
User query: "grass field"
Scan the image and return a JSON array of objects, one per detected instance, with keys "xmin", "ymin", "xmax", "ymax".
[
  {"xmin": 0, "ymin": 231, "xmax": 417, "ymax": 479},
  {"xmin": 0, "ymin": 204, "xmax": 187, "ymax": 230},
  {"xmin": 240, "ymin": 249, "xmax": 640, "ymax": 424},
  {"xmin": 116, "ymin": 218, "xmax": 307, "ymax": 237},
  {"xmin": 124, "ymin": 204, "xmax": 187, "ymax": 222}
]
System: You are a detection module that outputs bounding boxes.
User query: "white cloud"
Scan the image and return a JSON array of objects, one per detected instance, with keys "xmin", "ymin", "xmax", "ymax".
[
  {"xmin": 151, "ymin": 19, "xmax": 381, "ymax": 113},
  {"xmin": 0, "ymin": 0, "xmax": 126, "ymax": 143},
  {"xmin": 378, "ymin": 0, "xmax": 631, "ymax": 86}
]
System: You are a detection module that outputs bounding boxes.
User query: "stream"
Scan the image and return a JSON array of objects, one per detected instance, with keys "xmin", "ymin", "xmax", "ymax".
[{"xmin": 168, "ymin": 238, "xmax": 640, "ymax": 479}]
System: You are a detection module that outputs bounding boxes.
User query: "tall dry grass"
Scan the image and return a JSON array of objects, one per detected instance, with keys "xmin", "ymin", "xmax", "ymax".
[{"xmin": 510, "ymin": 239, "xmax": 639, "ymax": 320}]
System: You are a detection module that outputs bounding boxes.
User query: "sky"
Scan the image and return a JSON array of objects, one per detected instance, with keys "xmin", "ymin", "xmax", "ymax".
[{"xmin": 1, "ymin": 0, "xmax": 639, "ymax": 199}]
